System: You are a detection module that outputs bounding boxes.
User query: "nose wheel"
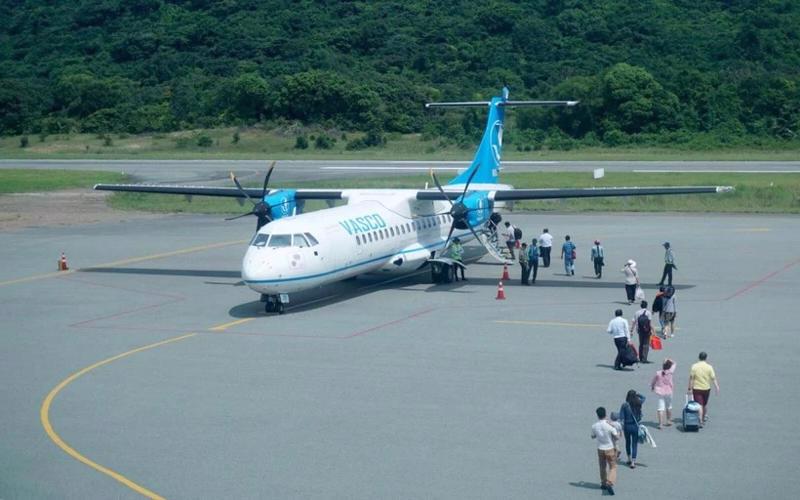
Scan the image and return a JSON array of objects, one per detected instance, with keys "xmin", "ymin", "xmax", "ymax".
[{"xmin": 262, "ymin": 294, "xmax": 286, "ymax": 314}]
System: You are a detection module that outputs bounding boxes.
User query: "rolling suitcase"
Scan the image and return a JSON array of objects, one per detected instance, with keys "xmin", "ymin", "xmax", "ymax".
[
  {"xmin": 683, "ymin": 395, "xmax": 702, "ymax": 431},
  {"xmin": 620, "ymin": 342, "xmax": 639, "ymax": 367}
]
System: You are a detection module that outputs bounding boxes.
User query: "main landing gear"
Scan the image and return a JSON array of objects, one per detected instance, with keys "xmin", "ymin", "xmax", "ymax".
[{"xmin": 261, "ymin": 294, "xmax": 286, "ymax": 314}]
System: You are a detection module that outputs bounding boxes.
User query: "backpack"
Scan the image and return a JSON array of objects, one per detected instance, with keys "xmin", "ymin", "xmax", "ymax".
[
  {"xmin": 513, "ymin": 227, "xmax": 522, "ymax": 240},
  {"xmin": 637, "ymin": 313, "xmax": 652, "ymax": 335},
  {"xmin": 652, "ymin": 295, "xmax": 664, "ymax": 312}
]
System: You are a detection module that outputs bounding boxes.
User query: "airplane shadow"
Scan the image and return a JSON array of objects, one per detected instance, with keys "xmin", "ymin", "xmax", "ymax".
[{"xmin": 79, "ymin": 267, "xmax": 242, "ymax": 279}]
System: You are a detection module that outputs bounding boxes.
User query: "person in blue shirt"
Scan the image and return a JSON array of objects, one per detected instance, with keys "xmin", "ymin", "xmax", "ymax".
[
  {"xmin": 561, "ymin": 235, "xmax": 576, "ymax": 276},
  {"xmin": 591, "ymin": 240, "xmax": 605, "ymax": 278},
  {"xmin": 527, "ymin": 238, "xmax": 539, "ymax": 284}
]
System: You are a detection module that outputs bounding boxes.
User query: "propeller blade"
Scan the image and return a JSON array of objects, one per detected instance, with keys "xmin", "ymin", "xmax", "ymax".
[
  {"xmin": 262, "ymin": 160, "xmax": 276, "ymax": 198},
  {"xmin": 439, "ymin": 223, "xmax": 457, "ymax": 257},
  {"xmin": 230, "ymin": 172, "xmax": 257, "ymax": 206},
  {"xmin": 225, "ymin": 211, "xmax": 255, "ymax": 221},
  {"xmin": 429, "ymin": 169, "xmax": 454, "ymax": 208},
  {"xmin": 461, "ymin": 162, "xmax": 480, "ymax": 199}
]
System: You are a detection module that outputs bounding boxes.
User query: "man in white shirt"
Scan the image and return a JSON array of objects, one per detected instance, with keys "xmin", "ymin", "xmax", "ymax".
[
  {"xmin": 591, "ymin": 406, "xmax": 619, "ymax": 495},
  {"xmin": 503, "ymin": 221, "xmax": 516, "ymax": 259},
  {"xmin": 607, "ymin": 309, "xmax": 631, "ymax": 370},
  {"xmin": 631, "ymin": 301, "xmax": 654, "ymax": 363},
  {"xmin": 538, "ymin": 228, "xmax": 553, "ymax": 267}
]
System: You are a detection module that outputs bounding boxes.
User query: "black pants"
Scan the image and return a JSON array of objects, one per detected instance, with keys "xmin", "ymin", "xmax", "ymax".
[
  {"xmin": 541, "ymin": 247, "xmax": 551, "ymax": 267},
  {"xmin": 638, "ymin": 331, "xmax": 650, "ymax": 362},
  {"xmin": 530, "ymin": 261, "xmax": 538, "ymax": 283},
  {"xmin": 659, "ymin": 264, "xmax": 674, "ymax": 286},
  {"xmin": 454, "ymin": 259, "xmax": 465, "ymax": 280},
  {"xmin": 594, "ymin": 257, "xmax": 604, "ymax": 277},
  {"xmin": 614, "ymin": 337, "xmax": 628, "ymax": 370},
  {"xmin": 625, "ymin": 284, "xmax": 636, "ymax": 302},
  {"xmin": 520, "ymin": 263, "xmax": 529, "ymax": 284}
]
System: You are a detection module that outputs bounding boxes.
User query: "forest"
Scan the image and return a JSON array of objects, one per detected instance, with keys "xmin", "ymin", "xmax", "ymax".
[{"xmin": 1, "ymin": 0, "xmax": 798, "ymax": 150}]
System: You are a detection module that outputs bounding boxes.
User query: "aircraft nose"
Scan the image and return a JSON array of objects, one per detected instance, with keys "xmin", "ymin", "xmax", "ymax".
[{"xmin": 242, "ymin": 247, "xmax": 270, "ymax": 282}]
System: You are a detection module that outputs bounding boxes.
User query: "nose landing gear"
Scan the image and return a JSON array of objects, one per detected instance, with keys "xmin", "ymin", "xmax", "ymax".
[{"xmin": 261, "ymin": 294, "xmax": 286, "ymax": 314}]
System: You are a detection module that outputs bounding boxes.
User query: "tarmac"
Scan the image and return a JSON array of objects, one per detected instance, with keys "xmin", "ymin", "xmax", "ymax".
[{"xmin": 1, "ymin": 211, "xmax": 799, "ymax": 499}]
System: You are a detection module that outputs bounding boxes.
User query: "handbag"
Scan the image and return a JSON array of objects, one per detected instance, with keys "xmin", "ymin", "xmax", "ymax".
[
  {"xmin": 626, "ymin": 402, "xmax": 648, "ymax": 444},
  {"xmin": 650, "ymin": 335, "xmax": 663, "ymax": 350},
  {"xmin": 571, "ymin": 249, "xmax": 577, "ymax": 259},
  {"xmin": 635, "ymin": 286, "xmax": 645, "ymax": 301}
]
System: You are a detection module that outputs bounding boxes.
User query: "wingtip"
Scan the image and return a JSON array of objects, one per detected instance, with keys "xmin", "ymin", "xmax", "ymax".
[{"xmin": 716, "ymin": 186, "xmax": 735, "ymax": 193}]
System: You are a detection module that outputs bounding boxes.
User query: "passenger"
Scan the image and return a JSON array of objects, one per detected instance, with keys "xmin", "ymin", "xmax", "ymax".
[
  {"xmin": 503, "ymin": 221, "xmax": 516, "ymax": 259},
  {"xmin": 622, "ymin": 260, "xmax": 639, "ymax": 305},
  {"xmin": 688, "ymin": 352, "xmax": 720, "ymax": 426},
  {"xmin": 631, "ymin": 300, "xmax": 653, "ymax": 363},
  {"xmin": 591, "ymin": 240, "xmax": 605, "ymax": 278},
  {"xmin": 662, "ymin": 286, "xmax": 677, "ymax": 337},
  {"xmin": 609, "ymin": 412, "xmax": 623, "ymax": 459},
  {"xmin": 607, "ymin": 309, "xmax": 631, "ymax": 371},
  {"xmin": 449, "ymin": 237, "xmax": 466, "ymax": 281},
  {"xmin": 561, "ymin": 235, "xmax": 576, "ymax": 276},
  {"xmin": 538, "ymin": 228, "xmax": 553, "ymax": 267},
  {"xmin": 658, "ymin": 241, "xmax": 677, "ymax": 286},
  {"xmin": 527, "ymin": 238, "xmax": 539, "ymax": 284},
  {"xmin": 591, "ymin": 406, "xmax": 619, "ymax": 495},
  {"xmin": 651, "ymin": 358, "xmax": 676, "ymax": 429},
  {"xmin": 519, "ymin": 242, "xmax": 530, "ymax": 285},
  {"xmin": 619, "ymin": 389, "xmax": 645, "ymax": 469},
  {"xmin": 651, "ymin": 286, "xmax": 666, "ymax": 337}
]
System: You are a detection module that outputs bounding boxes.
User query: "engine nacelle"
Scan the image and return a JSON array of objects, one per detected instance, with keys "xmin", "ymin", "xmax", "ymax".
[
  {"xmin": 455, "ymin": 192, "xmax": 492, "ymax": 229},
  {"xmin": 265, "ymin": 189, "xmax": 303, "ymax": 219}
]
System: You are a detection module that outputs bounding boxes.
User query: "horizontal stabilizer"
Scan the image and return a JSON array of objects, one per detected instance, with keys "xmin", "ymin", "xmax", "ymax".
[
  {"xmin": 425, "ymin": 100, "xmax": 578, "ymax": 108},
  {"xmin": 491, "ymin": 186, "xmax": 733, "ymax": 201}
]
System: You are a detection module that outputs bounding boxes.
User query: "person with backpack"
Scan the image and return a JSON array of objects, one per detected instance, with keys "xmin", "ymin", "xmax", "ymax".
[
  {"xmin": 527, "ymin": 238, "xmax": 539, "ymax": 284},
  {"xmin": 651, "ymin": 358, "xmax": 676, "ymax": 429},
  {"xmin": 591, "ymin": 240, "xmax": 605, "ymax": 278},
  {"xmin": 607, "ymin": 309, "xmax": 632, "ymax": 371},
  {"xmin": 561, "ymin": 235, "xmax": 576, "ymax": 276},
  {"xmin": 662, "ymin": 286, "xmax": 677, "ymax": 337},
  {"xmin": 503, "ymin": 221, "xmax": 516, "ymax": 259},
  {"xmin": 621, "ymin": 260, "xmax": 639, "ymax": 304},
  {"xmin": 619, "ymin": 390, "xmax": 646, "ymax": 469},
  {"xmin": 631, "ymin": 301, "xmax": 654, "ymax": 363},
  {"xmin": 651, "ymin": 286, "xmax": 666, "ymax": 337}
]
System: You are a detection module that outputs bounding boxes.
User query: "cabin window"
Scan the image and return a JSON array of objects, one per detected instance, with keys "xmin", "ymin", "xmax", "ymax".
[
  {"xmin": 251, "ymin": 233, "xmax": 270, "ymax": 247},
  {"xmin": 293, "ymin": 234, "xmax": 309, "ymax": 248},
  {"xmin": 390, "ymin": 227, "xmax": 395, "ymax": 237},
  {"xmin": 379, "ymin": 231, "xmax": 384, "ymax": 240},
  {"xmin": 368, "ymin": 233, "xmax": 373, "ymax": 242},
  {"xmin": 383, "ymin": 229, "xmax": 389, "ymax": 238},
  {"xmin": 269, "ymin": 234, "xmax": 291, "ymax": 247},
  {"xmin": 356, "ymin": 235, "xmax": 361, "ymax": 245},
  {"xmin": 304, "ymin": 232, "xmax": 319, "ymax": 246}
]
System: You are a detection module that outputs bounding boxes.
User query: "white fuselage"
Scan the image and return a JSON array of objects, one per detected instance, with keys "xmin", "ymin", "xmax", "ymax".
[{"xmin": 241, "ymin": 189, "xmax": 481, "ymax": 295}]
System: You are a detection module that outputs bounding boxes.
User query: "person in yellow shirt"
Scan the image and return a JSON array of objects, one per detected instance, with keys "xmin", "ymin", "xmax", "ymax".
[{"xmin": 688, "ymin": 352, "xmax": 720, "ymax": 425}]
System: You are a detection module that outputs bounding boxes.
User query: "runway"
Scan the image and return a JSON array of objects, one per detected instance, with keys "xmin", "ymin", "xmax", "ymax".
[
  {"xmin": 2, "ymin": 159, "xmax": 800, "ymax": 184},
  {"xmin": 2, "ymin": 210, "xmax": 799, "ymax": 499}
]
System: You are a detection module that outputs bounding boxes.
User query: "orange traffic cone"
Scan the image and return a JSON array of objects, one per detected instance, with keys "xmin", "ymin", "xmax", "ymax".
[
  {"xmin": 58, "ymin": 252, "xmax": 69, "ymax": 271},
  {"xmin": 501, "ymin": 263, "xmax": 510, "ymax": 280},
  {"xmin": 496, "ymin": 281, "xmax": 506, "ymax": 300}
]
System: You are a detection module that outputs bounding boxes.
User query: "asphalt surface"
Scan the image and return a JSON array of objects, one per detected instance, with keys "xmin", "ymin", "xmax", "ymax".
[
  {"xmin": 1, "ymin": 210, "xmax": 798, "ymax": 499},
  {"xmin": 2, "ymin": 159, "xmax": 800, "ymax": 184}
]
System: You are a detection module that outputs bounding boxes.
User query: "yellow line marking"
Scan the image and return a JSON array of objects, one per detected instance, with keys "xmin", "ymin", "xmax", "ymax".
[
  {"xmin": 495, "ymin": 320, "xmax": 603, "ymax": 328},
  {"xmin": 733, "ymin": 228, "xmax": 771, "ymax": 232},
  {"xmin": 209, "ymin": 317, "xmax": 254, "ymax": 331},
  {"xmin": 41, "ymin": 333, "xmax": 196, "ymax": 500},
  {"xmin": 0, "ymin": 239, "xmax": 247, "ymax": 287}
]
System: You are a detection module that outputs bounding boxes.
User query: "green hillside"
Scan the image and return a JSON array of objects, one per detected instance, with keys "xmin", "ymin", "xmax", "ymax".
[{"xmin": 1, "ymin": 0, "xmax": 798, "ymax": 150}]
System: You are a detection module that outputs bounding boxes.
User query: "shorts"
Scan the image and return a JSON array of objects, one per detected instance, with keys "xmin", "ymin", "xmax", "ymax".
[
  {"xmin": 692, "ymin": 389, "xmax": 711, "ymax": 406},
  {"xmin": 663, "ymin": 312, "xmax": 676, "ymax": 322},
  {"xmin": 657, "ymin": 394, "xmax": 673, "ymax": 412}
]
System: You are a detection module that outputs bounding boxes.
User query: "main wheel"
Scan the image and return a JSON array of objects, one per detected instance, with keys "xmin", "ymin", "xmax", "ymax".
[{"xmin": 276, "ymin": 302, "xmax": 285, "ymax": 314}]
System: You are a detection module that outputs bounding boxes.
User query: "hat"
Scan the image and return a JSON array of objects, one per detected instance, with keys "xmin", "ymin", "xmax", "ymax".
[
  {"xmin": 663, "ymin": 241, "xmax": 670, "ymax": 247},
  {"xmin": 626, "ymin": 259, "xmax": 636, "ymax": 266},
  {"xmin": 452, "ymin": 237, "xmax": 460, "ymax": 243}
]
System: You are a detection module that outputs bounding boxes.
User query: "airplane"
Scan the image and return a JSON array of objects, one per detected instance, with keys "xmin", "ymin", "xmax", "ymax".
[{"xmin": 94, "ymin": 87, "xmax": 733, "ymax": 314}]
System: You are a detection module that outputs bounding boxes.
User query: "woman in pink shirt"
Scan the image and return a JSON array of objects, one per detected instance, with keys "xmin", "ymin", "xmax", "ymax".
[{"xmin": 650, "ymin": 358, "xmax": 676, "ymax": 429}]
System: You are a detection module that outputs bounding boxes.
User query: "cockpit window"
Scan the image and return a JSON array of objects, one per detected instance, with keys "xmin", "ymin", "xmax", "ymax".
[
  {"xmin": 251, "ymin": 233, "xmax": 270, "ymax": 247},
  {"xmin": 304, "ymin": 232, "xmax": 319, "ymax": 246},
  {"xmin": 269, "ymin": 234, "xmax": 292, "ymax": 247},
  {"xmin": 293, "ymin": 234, "xmax": 309, "ymax": 248}
]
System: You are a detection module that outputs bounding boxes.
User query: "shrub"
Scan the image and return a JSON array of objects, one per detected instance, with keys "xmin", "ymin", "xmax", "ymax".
[
  {"xmin": 294, "ymin": 136, "xmax": 309, "ymax": 149},
  {"xmin": 232, "ymin": 131, "xmax": 240, "ymax": 144},
  {"xmin": 314, "ymin": 134, "xmax": 335, "ymax": 149},
  {"xmin": 19, "ymin": 136, "xmax": 29, "ymax": 148},
  {"xmin": 196, "ymin": 134, "xmax": 213, "ymax": 147}
]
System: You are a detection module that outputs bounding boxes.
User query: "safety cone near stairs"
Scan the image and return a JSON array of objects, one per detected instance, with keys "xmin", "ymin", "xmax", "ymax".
[
  {"xmin": 58, "ymin": 252, "xmax": 69, "ymax": 271},
  {"xmin": 496, "ymin": 281, "xmax": 506, "ymax": 300},
  {"xmin": 501, "ymin": 263, "xmax": 510, "ymax": 281}
]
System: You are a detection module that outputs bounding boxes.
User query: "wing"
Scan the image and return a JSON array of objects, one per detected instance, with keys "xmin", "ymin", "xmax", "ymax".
[
  {"xmin": 416, "ymin": 186, "xmax": 733, "ymax": 201},
  {"xmin": 93, "ymin": 183, "xmax": 343, "ymax": 200}
]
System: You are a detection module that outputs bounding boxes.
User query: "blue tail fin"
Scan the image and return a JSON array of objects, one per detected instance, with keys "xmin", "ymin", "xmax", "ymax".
[{"xmin": 425, "ymin": 88, "xmax": 578, "ymax": 187}]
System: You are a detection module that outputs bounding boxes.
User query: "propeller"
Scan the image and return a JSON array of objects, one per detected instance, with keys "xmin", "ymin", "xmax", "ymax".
[
  {"xmin": 227, "ymin": 160, "xmax": 277, "ymax": 230},
  {"xmin": 429, "ymin": 164, "xmax": 484, "ymax": 256}
]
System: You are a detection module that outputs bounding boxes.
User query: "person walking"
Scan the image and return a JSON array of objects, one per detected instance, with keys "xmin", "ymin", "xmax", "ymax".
[
  {"xmin": 622, "ymin": 260, "xmax": 639, "ymax": 304},
  {"xmin": 651, "ymin": 286, "xmax": 666, "ymax": 337},
  {"xmin": 503, "ymin": 221, "xmax": 516, "ymax": 259},
  {"xmin": 658, "ymin": 242, "xmax": 677, "ymax": 286},
  {"xmin": 662, "ymin": 286, "xmax": 677, "ymax": 337},
  {"xmin": 619, "ymin": 390, "xmax": 645, "ymax": 469},
  {"xmin": 561, "ymin": 235, "xmax": 576, "ymax": 276},
  {"xmin": 591, "ymin": 240, "xmax": 605, "ymax": 278},
  {"xmin": 632, "ymin": 301, "xmax": 653, "ymax": 363},
  {"xmin": 538, "ymin": 228, "xmax": 553, "ymax": 267},
  {"xmin": 448, "ymin": 237, "xmax": 466, "ymax": 281},
  {"xmin": 519, "ymin": 242, "xmax": 530, "ymax": 285},
  {"xmin": 607, "ymin": 309, "xmax": 631, "ymax": 371},
  {"xmin": 591, "ymin": 407, "xmax": 619, "ymax": 495},
  {"xmin": 651, "ymin": 358, "xmax": 676, "ymax": 429},
  {"xmin": 688, "ymin": 352, "xmax": 720, "ymax": 426},
  {"xmin": 527, "ymin": 239, "xmax": 539, "ymax": 284}
]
